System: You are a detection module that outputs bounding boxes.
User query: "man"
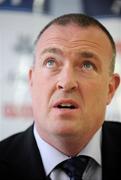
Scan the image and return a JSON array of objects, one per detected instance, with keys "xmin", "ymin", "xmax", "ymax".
[{"xmin": 0, "ymin": 13, "xmax": 121, "ymax": 180}]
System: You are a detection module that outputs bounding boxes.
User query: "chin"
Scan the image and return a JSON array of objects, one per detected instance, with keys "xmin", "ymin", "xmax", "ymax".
[{"xmin": 51, "ymin": 123, "xmax": 79, "ymax": 137}]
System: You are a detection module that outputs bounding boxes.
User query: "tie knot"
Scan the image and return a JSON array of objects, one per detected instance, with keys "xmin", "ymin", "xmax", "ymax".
[{"xmin": 59, "ymin": 155, "xmax": 89, "ymax": 180}]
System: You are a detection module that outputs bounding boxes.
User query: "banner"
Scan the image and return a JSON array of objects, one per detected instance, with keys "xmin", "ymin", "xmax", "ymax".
[
  {"xmin": 0, "ymin": 11, "xmax": 52, "ymax": 140},
  {"xmin": 0, "ymin": 0, "xmax": 33, "ymax": 12}
]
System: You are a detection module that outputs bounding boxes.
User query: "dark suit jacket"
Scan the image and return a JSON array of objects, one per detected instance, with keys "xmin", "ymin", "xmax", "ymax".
[{"xmin": 0, "ymin": 121, "xmax": 121, "ymax": 180}]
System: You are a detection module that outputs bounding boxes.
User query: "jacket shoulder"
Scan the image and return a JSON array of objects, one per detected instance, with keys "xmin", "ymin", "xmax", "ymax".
[
  {"xmin": 0, "ymin": 125, "xmax": 46, "ymax": 179},
  {"xmin": 103, "ymin": 121, "xmax": 121, "ymax": 133},
  {"xmin": 0, "ymin": 125, "xmax": 33, "ymax": 155},
  {"xmin": 102, "ymin": 121, "xmax": 121, "ymax": 148}
]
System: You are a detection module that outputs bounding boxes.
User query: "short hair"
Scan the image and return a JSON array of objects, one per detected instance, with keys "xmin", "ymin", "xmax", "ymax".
[{"xmin": 35, "ymin": 13, "xmax": 116, "ymax": 73}]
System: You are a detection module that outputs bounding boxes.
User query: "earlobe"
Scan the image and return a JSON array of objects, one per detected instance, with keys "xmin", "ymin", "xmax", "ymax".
[{"xmin": 107, "ymin": 73, "xmax": 120, "ymax": 105}]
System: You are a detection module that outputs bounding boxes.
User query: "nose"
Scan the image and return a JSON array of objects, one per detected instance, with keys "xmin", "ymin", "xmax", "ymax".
[{"xmin": 56, "ymin": 66, "xmax": 78, "ymax": 92}]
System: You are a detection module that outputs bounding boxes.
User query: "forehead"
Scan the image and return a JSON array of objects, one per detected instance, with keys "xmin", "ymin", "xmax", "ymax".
[{"xmin": 35, "ymin": 24, "xmax": 112, "ymax": 59}]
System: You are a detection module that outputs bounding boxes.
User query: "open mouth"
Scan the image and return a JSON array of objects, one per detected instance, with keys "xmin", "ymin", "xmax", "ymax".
[
  {"xmin": 57, "ymin": 103, "xmax": 76, "ymax": 109},
  {"xmin": 53, "ymin": 100, "xmax": 79, "ymax": 110}
]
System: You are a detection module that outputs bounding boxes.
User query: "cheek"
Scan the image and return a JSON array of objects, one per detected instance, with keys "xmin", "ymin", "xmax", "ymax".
[
  {"xmin": 82, "ymin": 81, "xmax": 109, "ymax": 127},
  {"xmin": 31, "ymin": 74, "xmax": 55, "ymax": 107},
  {"xmin": 31, "ymin": 79, "xmax": 48, "ymax": 122},
  {"xmin": 82, "ymin": 80, "xmax": 109, "ymax": 107},
  {"xmin": 32, "ymin": 81, "xmax": 48, "ymax": 104}
]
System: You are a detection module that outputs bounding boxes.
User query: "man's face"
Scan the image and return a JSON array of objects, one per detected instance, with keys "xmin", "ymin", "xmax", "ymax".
[{"xmin": 29, "ymin": 24, "xmax": 119, "ymax": 144}]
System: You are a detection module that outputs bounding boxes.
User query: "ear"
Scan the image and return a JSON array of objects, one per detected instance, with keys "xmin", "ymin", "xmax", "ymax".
[
  {"xmin": 28, "ymin": 67, "xmax": 34, "ymax": 87},
  {"xmin": 107, "ymin": 73, "xmax": 120, "ymax": 105}
]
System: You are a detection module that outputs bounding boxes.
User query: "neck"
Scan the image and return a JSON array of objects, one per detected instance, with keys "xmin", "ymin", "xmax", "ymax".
[
  {"xmin": 35, "ymin": 123, "xmax": 97, "ymax": 157},
  {"xmin": 40, "ymin": 132, "xmax": 94, "ymax": 157}
]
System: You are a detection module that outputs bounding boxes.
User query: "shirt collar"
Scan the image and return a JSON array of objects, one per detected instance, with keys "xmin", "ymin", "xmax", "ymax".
[
  {"xmin": 78, "ymin": 128, "xmax": 102, "ymax": 165},
  {"xmin": 34, "ymin": 125, "xmax": 102, "ymax": 176}
]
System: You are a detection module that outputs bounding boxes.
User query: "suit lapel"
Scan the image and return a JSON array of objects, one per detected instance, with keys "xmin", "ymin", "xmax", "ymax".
[
  {"xmin": 101, "ymin": 122, "xmax": 121, "ymax": 180},
  {"xmin": 20, "ymin": 125, "xmax": 47, "ymax": 180}
]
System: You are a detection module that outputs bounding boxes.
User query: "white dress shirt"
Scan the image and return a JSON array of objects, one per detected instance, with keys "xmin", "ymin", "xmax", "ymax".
[{"xmin": 34, "ymin": 126, "xmax": 102, "ymax": 180}]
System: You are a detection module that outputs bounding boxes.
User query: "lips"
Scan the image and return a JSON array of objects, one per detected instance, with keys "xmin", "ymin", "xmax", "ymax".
[{"xmin": 53, "ymin": 99, "xmax": 79, "ymax": 110}]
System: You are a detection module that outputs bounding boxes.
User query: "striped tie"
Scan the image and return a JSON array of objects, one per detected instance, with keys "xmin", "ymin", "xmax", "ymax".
[{"xmin": 59, "ymin": 155, "xmax": 89, "ymax": 180}]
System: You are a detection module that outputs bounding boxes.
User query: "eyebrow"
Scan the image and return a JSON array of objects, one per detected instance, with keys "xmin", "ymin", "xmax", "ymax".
[
  {"xmin": 40, "ymin": 47, "xmax": 63, "ymax": 56},
  {"xmin": 40, "ymin": 47, "xmax": 99, "ymax": 61},
  {"xmin": 77, "ymin": 51, "xmax": 98, "ymax": 59}
]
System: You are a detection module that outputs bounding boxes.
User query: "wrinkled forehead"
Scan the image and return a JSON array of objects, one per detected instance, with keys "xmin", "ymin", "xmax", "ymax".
[{"xmin": 35, "ymin": 24, "xmax": 113, "ymax": 58}]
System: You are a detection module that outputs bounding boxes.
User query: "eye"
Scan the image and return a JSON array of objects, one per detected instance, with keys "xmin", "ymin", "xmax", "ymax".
[
  {"xmin": 46, "ymin": 58, "xmax": 56, "ymax": 68},
  {"xmin": 82, "ymin": 61, "xmax": 96, "ymax": 71}
]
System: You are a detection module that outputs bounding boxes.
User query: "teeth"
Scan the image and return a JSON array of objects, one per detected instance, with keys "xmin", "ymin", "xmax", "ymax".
[
  {"xmin": 58, "ymin": 103, "xmax": 75, "ymax": 109},
  {"xmin": 60, "ymin": 103, "xmax": 73, "ymax": 107}
]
